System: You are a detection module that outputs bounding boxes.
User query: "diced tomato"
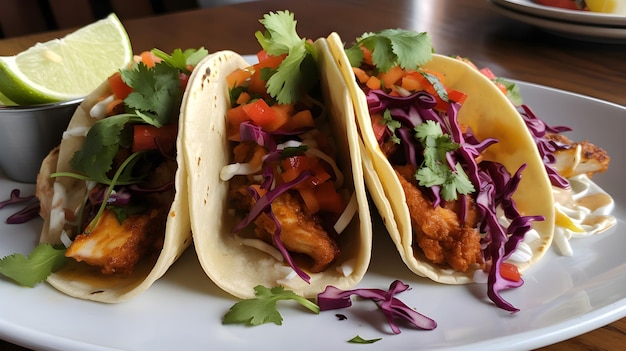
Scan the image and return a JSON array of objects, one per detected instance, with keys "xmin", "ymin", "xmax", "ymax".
[
  {"xmin": 370, "ymin": 114, "xmax": 387, "ymax": 143},
  {"xmin": 132, "ymin": 123, "xmax": 178, "ymax": 153},
  {"xmin": 378, "ymin": 66, "xmax": 404, "ymax": 89},
  {"xmin": 247, "ymin": 70, "xmax": 269, "ymax": 97},
  {"xmin": 236, "ymin": 91, "xmax": 251, "ymax": 105},
  {"xmin": 280, "ymin": 109, "xmax": 315, "ymax": 131},
  {"xmin": 479, "ymin": 67, "xmax": 497, "ymax": 80},
  {"xmin": 360, "ymin": 45, "xmax": 373, "ymax": 65},
  {"xmin": 400, "ymin": 75, "xmax": 423, "ymax": 92},
  {"xmin": 242, "ymin": 99, "xmax": 277, "ymax": 129},
  {"xmin": 352, "ymin": 67, "xmax": 370, "ymax": 84},
  {"xmin": 226, "ymin": 104, "xmax": 251, "ymax": 130},
  {"xmin": 281, "ymin": 156, "xmax": 331, "ymax": 187},
  {"xmin": 140, "ymin": 51, "xmax": 161, "ymax": 68},
  {"xmin": 447, "ymin": 89, "xmax": 468, "ymax": 104},
  {"xmin": 255, "ymin": 51, "xmax": 287, "ymax": 70},
  {"xmin": 108, "ymin": 71, "xmax": 133, "ymax": 100},
  {"xmin": 226, "ymin": 68, "xmax": 253, "ymax": 88},
  {"xmin": 365, "ymin": 76, "xmax": 381, "ymax": 90},
  {"xmin": 268, "ymin": 103, "xmax": 293, "ymax": 131},
  {"xmin": 315, "ymin": 181, "xmax": 344, "ymax": 214},
  {"xmin": 499, "ymin": 262, "xmax": 522, "ymax": 282}
]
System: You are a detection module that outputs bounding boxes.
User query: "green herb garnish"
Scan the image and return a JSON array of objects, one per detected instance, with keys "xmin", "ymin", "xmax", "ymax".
[
  {"xmin": 345, "ymin": 29, "xmax": 433, "ymax": 72},
  {"xmin": 348, "ymin": 335, "xmax": 383, "ymax": 344},
  {"xmin": 381, "ymin": 109, "xmax": 401, "ymax": 144},
  {"xmin": 223, "ymin": 285, "xmax": 320, "ymax": 326},
  {"xmin": 414, "ymin": 120, "xmax": 475, "ymax": 200},
  {"xmin": 254, "ymin": 11, "xmax": 319, "ymax": 105},
  {"xmin": 0, "ymin": 244, "xmax": 67, "ymax": 287},
  {"xmin": 151, "ymin": 47, "xmax": 209, "ymax": 73}
]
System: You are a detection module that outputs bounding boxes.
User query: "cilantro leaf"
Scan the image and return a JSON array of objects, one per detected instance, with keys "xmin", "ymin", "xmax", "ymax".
[
  {"xmin": 348, "ymin": 335, "xmax": 382, "ymax": 344},
  {"xmin": 414, "ymin": 121, "xmax": 475, "ymax": 200},
  {"xmin": 151, "ymin": 47, "xmax": 209, "ymax": 73},
  {"xmin": 421, "ymin": 71, "xmax": 448, "ymax": 102},
  {"xmin": 122, "ymin": 62, "xmax": 182, "ymax": 127},
  {"xmin": 349, "ymin": 29, "xmax": 433, "ymax": 72},
  {"xmin": 0, "ymin": 244, "xmax": 67, "ymax": 287},
  {"xmin": 254, "ymin": 11, "xmax": 319, "ymax": 104},
  {"xmin": 382, "ymin": 109, "xmax": 401, "ymax": 144},
  {"xmin": 69, "ymin": 114, "xmax": 141, "ymax": 184},
  {"xmin": 223, "ymin": 285, "xmax": 320, "ymax": 326}
]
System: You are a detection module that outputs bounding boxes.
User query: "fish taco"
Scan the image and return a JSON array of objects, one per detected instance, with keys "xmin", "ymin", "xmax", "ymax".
[
  {"xmin": 327, "ymin": 30, "xmax": 555, "ymax": 311},
  {"xmin": 183, "ymin": 12, "xmax": 371, "ymax": 299},
  {"xmin": 35, "ymin": 48, "xmax": 208, "ymax": 302}
]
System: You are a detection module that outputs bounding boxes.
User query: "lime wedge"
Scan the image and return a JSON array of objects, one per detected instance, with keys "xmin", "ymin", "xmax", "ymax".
[
  {"xmin": 0, "ymin": 13, "xmax": 132, "ymax": 105},
  {"xmin": 0, "ymin": 90, "xmax": 16, "ymax": 106}
]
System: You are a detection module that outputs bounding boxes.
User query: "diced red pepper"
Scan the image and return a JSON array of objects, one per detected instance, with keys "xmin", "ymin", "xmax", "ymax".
[
  {"xmin": 108, "ymin": 71, "xmax": 133, "ymax": 100},
  {"xmin": 499, "ymin": 262, "xmax": 522, "ymax": 282},
  {"xmin": 132, "ymin": 123, "xmax": 178, "ymax": 153},
  {"xmin": 315, "ymin": 181, "xmax": 344, "ymax": 214}
]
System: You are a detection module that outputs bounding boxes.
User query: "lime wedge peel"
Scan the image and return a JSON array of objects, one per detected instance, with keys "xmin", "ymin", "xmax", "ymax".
[{"xmin": 0, "ymin": 13, "xmax": 133, "ymax": 105}]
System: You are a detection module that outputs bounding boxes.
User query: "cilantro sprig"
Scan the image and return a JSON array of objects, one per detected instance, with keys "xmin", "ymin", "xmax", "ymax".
[
  {"xmin": 381, "ymin": 109, "xmax": 401, "ymax": 144},
  {"xmin": 0, "ymin": 244, "xmax": 67, "ymax": 287},
  {"xmin": 254, "ymin": 11, "xmax": 319, "ymax": 105},
  {"xmin": 414, "ymin": 121, "xmax": 475, "ymax": 201},
  {"xmin": 345, "ymin": 29, "xmax": 433, "ymax": 72},
  {"xmin": 61, "ymin": 48, "xmax": 208, "ymax": 185},
  {"xmin": 223, "ymin": 285, "xmax": 320, "ymax": 326}
]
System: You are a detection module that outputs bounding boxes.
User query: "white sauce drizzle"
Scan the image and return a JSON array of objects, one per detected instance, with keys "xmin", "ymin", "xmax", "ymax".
[
  {"xmin": 553, "ymin": 174, "xmax": 616, "ymax": 256},
  {"xmin": 89, "ymin": 95, "xmax": 114, "ymax": 120}
]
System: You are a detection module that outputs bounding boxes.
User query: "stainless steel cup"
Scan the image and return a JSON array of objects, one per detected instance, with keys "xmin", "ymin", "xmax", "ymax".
[{"xmin": 0, "ymin": 99, "xmax": 82, "ymax": 183}]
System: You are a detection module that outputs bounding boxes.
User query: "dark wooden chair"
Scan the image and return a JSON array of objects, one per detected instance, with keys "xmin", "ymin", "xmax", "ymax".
[{"xmin": 0, "ymin": 0, "xmax": 198, "ymax": 39}]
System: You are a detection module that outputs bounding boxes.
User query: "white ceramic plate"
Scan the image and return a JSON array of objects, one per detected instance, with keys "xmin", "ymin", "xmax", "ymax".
[
  {"xmin": 1, "ymin": 81, "xmax": 625, "ymax": 351},
  {"xmin": 491, "ymin": 0, "xmax": 626, "ymax": 26},
  {"xmin": 490, "ymin": 0, "xmax": 626, "ymax": 43}
]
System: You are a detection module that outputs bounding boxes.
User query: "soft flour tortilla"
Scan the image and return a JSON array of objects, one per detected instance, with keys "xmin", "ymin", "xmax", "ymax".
[
  {"xmin": 182, "ymin": 42, "xmax": 372, "ymax": 299},
  {"xmin": 327, "ymin": 32, "xmax": 554, "ymax": 284},
  {"xmin": 35, "ymin": 80, "xmax": 192, "ymax": 303}
]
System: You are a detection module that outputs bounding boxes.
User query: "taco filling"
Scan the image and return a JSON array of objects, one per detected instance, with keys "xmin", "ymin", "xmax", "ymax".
[
  {"xmin": 327, "ymin": 30, "xmax": 555, "ymax": 312},
  {"xmin": 24, "ymin": 48, "xmax": 208, "ymax": 302},
  {"xmin": 221, "ymin": 13, "xmax": 356, "ymax": 283}
]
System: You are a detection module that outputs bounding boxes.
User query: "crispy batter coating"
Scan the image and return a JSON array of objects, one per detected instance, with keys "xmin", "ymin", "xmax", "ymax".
[
  {"xmin": 66, "ymin": 208, "xmax": 165, "ymax": 275},
  {"xmin": 250, "ymin": 190, "xmax": 339, "ymax": 273},
  {"xmin": 547, "ymin": 133, "xmax": 610, "ymax": 177},
  {"xmin": 394, "ymin": 165, "xmax": 482, "ymax": 272},
  {"xmin": 65, "ymin": 156, "xmax": 175, "ymax": 276}
]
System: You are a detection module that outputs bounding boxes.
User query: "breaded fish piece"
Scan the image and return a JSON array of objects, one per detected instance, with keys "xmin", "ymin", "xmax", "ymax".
[
  {"xmin": 254, "ymin": 190, "xmax": 340, "ymax": 273},
  {"xmin": 547, "ymin": 133, "xmax": 610, "ymax": 178},
  {"xmin": 394, "ymin": 165, "xmax": 482, "ymax": 272}
]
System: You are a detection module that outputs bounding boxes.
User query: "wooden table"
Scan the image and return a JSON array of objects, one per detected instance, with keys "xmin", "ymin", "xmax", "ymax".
[{"xmin": 0, "ymin": 0, "xmax": 624, "ymax": 350}]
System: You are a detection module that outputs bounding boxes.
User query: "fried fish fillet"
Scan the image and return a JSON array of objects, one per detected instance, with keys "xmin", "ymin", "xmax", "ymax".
[
  {"xmin": 394, "ymin": 164, "xmax": 482, "ymax": 272},
  {"xmin": 547, "ymin": 133, "xmax": 610, "ymax": 178}
]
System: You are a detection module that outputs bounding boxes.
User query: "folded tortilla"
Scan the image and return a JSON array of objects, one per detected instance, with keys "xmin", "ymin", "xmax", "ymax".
[
  {"xmin": 326, "ymin": 33, "xmax": 554, "ymax": 284},
  {"xmin": 35, "ymin": 79, "xmax": 192, "ymax": 303},
  {"xmin": 182, "ymin": 41, "xmax": 372, "ymax": 299}
]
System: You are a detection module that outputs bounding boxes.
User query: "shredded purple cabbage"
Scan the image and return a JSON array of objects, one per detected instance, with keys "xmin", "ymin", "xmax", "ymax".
[
  {"xmin": 6, "ymin": 201, "xmax": 40, "ymax": 224},
  {"xmin": 1, "ymin": 189, "xmax": 40, "ymax": 224},
  {"xmin": 232, "ymin": 121, "xmax": 316, "ymax": 283},
  {"xmin": 517, "ymin": 104, "xmax": 571, "ymax": 189},
  {"xmin": 0, "ymin": 189, "xmax": 34, "ymax": 210},
  {"xmin": 366, "ymin": 88, "xmax": 544, "ymax": 312},
  {"xmin": 317, "ymin": 280, "xmax": 437, "ymax": 334}
]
